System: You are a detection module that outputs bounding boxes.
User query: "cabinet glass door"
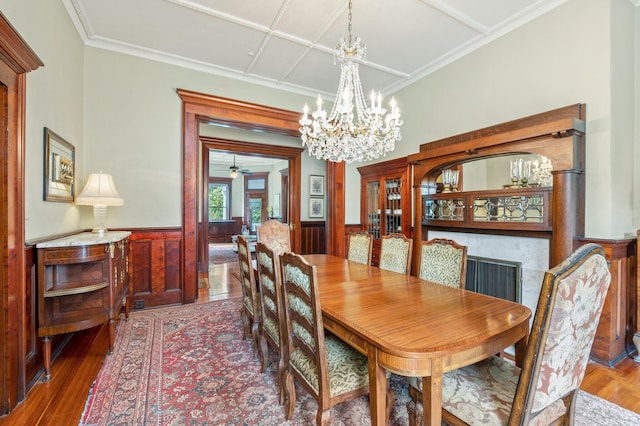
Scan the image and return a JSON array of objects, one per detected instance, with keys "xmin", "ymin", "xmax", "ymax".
[
  {"xmin": 365, "ymin": 181, "xmax": 381, "ymax": 239},
  {"xmin": 385, "ymin": 178, "xmax": 402, "ymax": 234}
]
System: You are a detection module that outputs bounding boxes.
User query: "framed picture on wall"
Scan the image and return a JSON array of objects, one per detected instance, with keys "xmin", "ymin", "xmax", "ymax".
[
  {"xmin": 43, "ymin": 127, "xmax": 75, "ymax": 202},
  {"xmin": 309, "ymin": 198, "xmax": 324, "ymax": 218},
  {"xmin": 309, "ymin": 175, "xmax": 324, "ymax": 196}
]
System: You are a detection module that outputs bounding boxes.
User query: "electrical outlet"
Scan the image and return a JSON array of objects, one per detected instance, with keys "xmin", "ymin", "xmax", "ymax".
[{"xmin": 133, "ymin": 300, "xmax": 145, "ymax": 310}]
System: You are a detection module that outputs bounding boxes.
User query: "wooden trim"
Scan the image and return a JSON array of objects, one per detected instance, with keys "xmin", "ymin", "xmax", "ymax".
[
  {"xmin": 410, "ymin": 104, "xmax": 586, "ymax": 274},
  {"xmin": 326, "ymin": 161, "xmax": 345, "ymax": 257},
  {"xmin": 178, "ymin": 89, "xmax": 304, "ymax": 304},
  {"xmin": 0, "ymin": 10, "xmax": 43, "ymax": 413}
]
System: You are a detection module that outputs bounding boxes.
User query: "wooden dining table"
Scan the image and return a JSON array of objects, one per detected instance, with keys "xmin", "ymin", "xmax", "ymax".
[{"xmin": 303, "ymin": 254, "xmax": 532, "ymax": 426}]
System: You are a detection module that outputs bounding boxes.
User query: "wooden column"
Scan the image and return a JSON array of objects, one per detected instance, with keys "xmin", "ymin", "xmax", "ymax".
[{"xmin": 326, "ymin": 161, "xmax": 345, "ymax": 257}]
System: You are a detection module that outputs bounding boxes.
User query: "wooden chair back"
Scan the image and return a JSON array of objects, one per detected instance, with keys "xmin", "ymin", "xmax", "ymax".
[
  {"xmin": 237, "ymin": 235, "xmax": 260, "ymax": 351},
  {"xmin": 347, "ymin": 232, "xmax": 373, "ymax": 265},
  {"xmin": 512, "ymin": 243, "xmax": 611, "ymax": 423},
  {"xmin": 279, "ymin": 251, "xmax": 371, "ymax": 424},
  {"xmin": 430, "ymin": 243, "xmax": 612, "ymax": 426},
  {"xmin": 418, "ymin": 238, "xmax": 467, "ymax": 288},
  {"xmin": 379, "ymin": 233, "xmax": 413, "ymax": 275},
  {"xmin": 255, "ymin": 242, "xmax": 286, "ymax": 403},
  {"xmin": 257, "ymin": 219, "xmax": 291, "ymax": 255}
]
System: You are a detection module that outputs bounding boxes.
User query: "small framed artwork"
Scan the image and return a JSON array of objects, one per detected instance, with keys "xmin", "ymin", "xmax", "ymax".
[
  {"xmin": 309, "ymin": 174, "xmax": 324, "ymax": 196},
  {"xmin": 309, "ymin": 197, "xmax": 324, "ymax": 218},
  {"xmin": 43, "ymin": 127, "xmax": 75, "ymax": 202}
]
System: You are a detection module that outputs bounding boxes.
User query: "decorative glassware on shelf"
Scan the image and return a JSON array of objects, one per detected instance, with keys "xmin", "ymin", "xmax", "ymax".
[
  {"xmin": 441, "ymin": 169, "xmax": 452, "ymax": 193},
  {"xmin": 532, "ymin": 155, "xmax": 553, "ymax": 187},
  {"xmin": 509, "ymin": 159, "xmax": 532, "ymax": 188},
  {"xmin": 450, "ymin": 170, "xmax": 459, "ymax": 192},
  {"xmin": 509, "ymin": 160, "xmax": 520, "ymax": 188}
]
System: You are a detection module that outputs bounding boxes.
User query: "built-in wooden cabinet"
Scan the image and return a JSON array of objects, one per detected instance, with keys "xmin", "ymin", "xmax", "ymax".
[
  {"xmin": 358, "ymin": 157, "xmax": 411, "ymax": 265},
  {"xmin": 36, "ymin": 232, "xmax": 130, "ymax": 380},
  {"xmin": 422, "ymin": 187, "xmax": 553, "ymax": 232}
]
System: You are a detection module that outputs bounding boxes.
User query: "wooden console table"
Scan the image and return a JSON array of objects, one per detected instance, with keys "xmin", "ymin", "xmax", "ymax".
[{"xmin": 36, "ymin": 231, "xmax": 130, "ymax": 381}]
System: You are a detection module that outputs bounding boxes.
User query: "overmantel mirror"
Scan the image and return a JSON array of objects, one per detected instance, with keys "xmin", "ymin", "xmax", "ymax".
[{"xmin": 409, "ymin": 104, "xmax": 586, "ymax": 271}]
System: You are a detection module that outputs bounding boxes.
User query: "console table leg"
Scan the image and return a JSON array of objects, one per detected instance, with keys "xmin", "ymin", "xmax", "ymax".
[{"xmin": 41, "ymin": 336, "xmax": 52, "ymax": 382}]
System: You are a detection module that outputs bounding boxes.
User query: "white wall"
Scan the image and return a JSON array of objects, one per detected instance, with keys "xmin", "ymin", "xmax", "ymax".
[
  {"xmin": 345, "ymin": 0, "xmax": 638, "ymax": 239},
  {"xmin": 2, "ymin": 0, "xmax": 86, "ymax": 240}
]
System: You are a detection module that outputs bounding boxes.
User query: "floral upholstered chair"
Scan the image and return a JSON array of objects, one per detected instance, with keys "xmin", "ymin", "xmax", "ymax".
[
  {"xmin": 379, "ymin": 233, "xmax": 413, "ymax": 274},
  {"xmin": 347, "ymin": 232, "xmax": 373, "ymax": 265},
  {"xmin": 257, "ymin": 219, "xmax": 290, "ymax": 256},
  {"xmin": 407, "ymin": 243, "xmax": 611, "ymax": 426},
  {"xmin": 237, "ymin": 235, "xmax": 261, "ymax": 353},
  {"xmin": 255, "ymin": 242, "xmax": 286, "ymax": 403},
  {"xmin": 279, "ymin": 252, "xmax": 393, "ymax": 425},
  {"xmin": 417, "ymin": 238, "xmax": 467, "ymax": 288}
]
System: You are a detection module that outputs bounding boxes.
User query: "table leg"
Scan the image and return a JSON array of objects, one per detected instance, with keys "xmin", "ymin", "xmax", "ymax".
[
  {"xmin": 368, "ymin": 349, "xmax": 388, "ymax": 426},
  {"xmin": 514, "ymin": 331, "xmax": 528, "ymax": 368},
  {"xmin": 422, "ymin": 359, "xmax": 443, "ymax": 426}
]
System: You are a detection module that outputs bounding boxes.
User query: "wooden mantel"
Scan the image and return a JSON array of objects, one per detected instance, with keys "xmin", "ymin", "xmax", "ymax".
[{"xmin": 409, "ymin": 103, "xmax": 586, "ymax": 273}]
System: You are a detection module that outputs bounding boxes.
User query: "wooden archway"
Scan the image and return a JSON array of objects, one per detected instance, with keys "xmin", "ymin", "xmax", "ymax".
[
  {"xmin": 178, "ymin": 89, "xmax": 303, "ymax": 303},
  {"xmin": 409, "ymin": 104, "xmax": 586, "ymax": 274}
]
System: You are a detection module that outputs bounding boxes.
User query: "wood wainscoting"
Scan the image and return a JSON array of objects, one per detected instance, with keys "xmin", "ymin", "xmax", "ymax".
[
  {"xmin": 580, "ymin": 238, "xmax": 637, "ymax": 366},
  {"xmin": 128, "ymin": 228, "xmax": 182, "ymax": 309},
  {"xmin": 300, "ymin": 221, "xmax": 326, "ymax": 255}
]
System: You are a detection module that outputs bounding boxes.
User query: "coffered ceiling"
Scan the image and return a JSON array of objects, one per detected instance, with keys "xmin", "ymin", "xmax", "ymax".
[{"xmin": 63, "ymin": 0, "xmax": 570, "ymax": 100}]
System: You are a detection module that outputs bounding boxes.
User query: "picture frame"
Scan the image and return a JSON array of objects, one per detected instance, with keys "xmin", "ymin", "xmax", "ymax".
[
  {"xmin": 309, "ymin": 174, "xmax": 324, "ymax": 196},
  {"xmin": 309, "ymin": 197, "xmax": 324, "ymax": 218},
  {"xmin": 43, "ymin": 127, "xmax": 75, "ymax": 202}
]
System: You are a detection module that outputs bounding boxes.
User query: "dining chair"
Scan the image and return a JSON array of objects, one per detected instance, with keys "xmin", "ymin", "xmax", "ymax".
[
  {"xmin": 255, "ymin": 242, "xmax": 286, "ymax": 404},
  {"xmin": 257, "ymin": 219, "xmax": 291, "ymax": 255},
  {"xmin": 417, "ymin": 238, "xmax": 467, "ymax": 288},
  {"xmin": 379, "ymin": 233, "xmax": 413, "ymax": 274},
  {"xmin": 237, "ymin": 235, "xmax": 261, "ymax": 353},
  {"xmin": 279, "ymin": 251, "xmax": 393, "ymax": 425},
  {"xmin": 346, "ymin": 231, "xmax": 373, "ymax": 265},
  {"xmin": 407, "ymin": 243, "xmax": 612, "ymax": 426}
]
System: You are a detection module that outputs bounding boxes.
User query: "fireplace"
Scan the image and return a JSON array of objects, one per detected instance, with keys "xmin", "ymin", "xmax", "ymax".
[
  {"xmin": 430, "ymin": 231, "xmax": 549, "ymax": 324},
  {"xmin": 466, "ymin": 256, "xmax": 521, "ymax": 303}
]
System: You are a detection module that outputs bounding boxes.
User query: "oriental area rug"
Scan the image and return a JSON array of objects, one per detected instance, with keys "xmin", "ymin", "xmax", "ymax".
[{"xmin": 80, "ymin": 298, "xmax": 640, "ymax": 425}]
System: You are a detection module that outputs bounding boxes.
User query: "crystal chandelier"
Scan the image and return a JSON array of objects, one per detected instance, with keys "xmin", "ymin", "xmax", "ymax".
[{"xmin": 299, "ymin": 0, "xmax": 402, "ymax": 163}]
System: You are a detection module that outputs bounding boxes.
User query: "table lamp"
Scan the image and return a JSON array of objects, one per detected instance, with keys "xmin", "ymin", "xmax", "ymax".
[{"xmin": 75, "ymin": 172, "xmax": 124, "ymax": 235}]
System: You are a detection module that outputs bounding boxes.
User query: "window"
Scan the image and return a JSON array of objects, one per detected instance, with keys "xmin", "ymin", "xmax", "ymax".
[{"xmin": 209, "ymin": 179, "xmax": 232, "ymax": 220}]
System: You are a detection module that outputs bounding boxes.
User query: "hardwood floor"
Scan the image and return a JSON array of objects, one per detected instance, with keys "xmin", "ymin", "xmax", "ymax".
[{"xmin": 2, "ymin": 259, "xmax": 639, "ymax": 425}]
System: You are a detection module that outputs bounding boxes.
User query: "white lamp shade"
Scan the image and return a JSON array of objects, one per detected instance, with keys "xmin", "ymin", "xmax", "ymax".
[{"xmin": 76, "ymin": 172, "xmax": 124, "ymax": 206}]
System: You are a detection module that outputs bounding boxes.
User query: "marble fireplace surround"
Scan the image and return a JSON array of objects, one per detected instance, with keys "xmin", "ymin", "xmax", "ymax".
[{"xmin": 429, "ymin": 230, "xmax": 549, "ymax": 326}]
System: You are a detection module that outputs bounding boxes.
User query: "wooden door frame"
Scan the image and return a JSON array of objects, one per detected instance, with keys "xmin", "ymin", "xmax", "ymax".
[
  {"xmin": 0, "ymin": 12, "xmax": 43, "ymax": 412},
  {"xmin": 179, "ymin": 89, "xmax": 305, "ymax": 303}
]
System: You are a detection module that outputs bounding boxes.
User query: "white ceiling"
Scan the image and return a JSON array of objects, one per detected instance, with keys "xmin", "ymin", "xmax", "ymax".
[{"xmin": 63, "ymin": 0, "xmax": 570, "ymax": 100}]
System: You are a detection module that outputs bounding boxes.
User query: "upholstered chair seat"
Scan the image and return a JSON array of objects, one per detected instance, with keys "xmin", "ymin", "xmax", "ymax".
[
  {"xmin": 407, "ymin": 243, "xmax": 611, "ymax": 426},
  {"xmin": 279, "ymin": 252, "xmax": 393, "ymax": 425}
]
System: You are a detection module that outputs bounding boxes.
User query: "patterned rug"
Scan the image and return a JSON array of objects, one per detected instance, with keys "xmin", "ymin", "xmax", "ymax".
[
  {"xmin": 210, "ymin": 245, "xmax": 239, "ymax": 264},
  {"xmin": 80, "ymin": 298, "xmax": 640, "ymax": 425}
]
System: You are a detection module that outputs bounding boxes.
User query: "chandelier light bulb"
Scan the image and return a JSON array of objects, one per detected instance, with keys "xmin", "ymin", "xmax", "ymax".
[{"xmin": 299, "ymin": 0, "xmax": 402, "ymax": 163}]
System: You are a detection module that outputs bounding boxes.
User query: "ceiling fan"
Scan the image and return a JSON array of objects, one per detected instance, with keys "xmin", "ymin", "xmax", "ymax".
[{"xmin": 229, "ymin": 155, "xmax": 252, "ymax": 177}]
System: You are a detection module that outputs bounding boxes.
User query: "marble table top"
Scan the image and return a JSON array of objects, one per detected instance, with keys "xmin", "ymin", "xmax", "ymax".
[{"xmin": 36, "ymin": 231, "xmax": 131, "ymax": 248}]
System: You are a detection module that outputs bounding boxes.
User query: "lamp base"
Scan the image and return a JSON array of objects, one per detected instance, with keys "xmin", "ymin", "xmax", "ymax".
[{"xmin": 91, "ymin": 204, "xmax": 109, "ymax": 236}]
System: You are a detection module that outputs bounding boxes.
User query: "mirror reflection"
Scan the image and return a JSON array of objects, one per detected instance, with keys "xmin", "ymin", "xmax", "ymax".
[{"xmin": 450, "ymin": 154, "xmax": 554, "ymax": 192}]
